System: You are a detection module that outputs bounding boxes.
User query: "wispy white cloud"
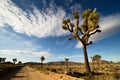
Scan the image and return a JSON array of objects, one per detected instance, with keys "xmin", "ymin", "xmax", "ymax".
[
  {"xmin": 70, "ymin": 4, "xmax": 82, "ymax": 13},
  {"xmin": 0, "ymin": 0, "xmax": 67, "ymax": 38},
  {"xmin": 75, "ymin": 13, "xmax": 120, "ymax": 48},
  {"xmin": 0, "ymin": 50, "xmax": 53, "ymax": 58},
  {"xmin": 0, "ymin": 26, "xmax": 41, "ymax": 51}
]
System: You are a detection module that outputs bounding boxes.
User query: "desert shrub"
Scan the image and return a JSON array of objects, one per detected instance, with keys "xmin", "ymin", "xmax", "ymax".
[
  {"xmin": 114, "ymin": 66, "xmax": 119, "ymax": 70},
  {"xmin": 66, "ymin": 71, "xmax": 73, "ymax": 76},
  {"xmin": 60, "ymin": 75, "xmax": 63, "ymax": 79},
  {"xmin": 113, "ymin": 74, "xmax": 120, "ymax": 80},
  {"xmin": 0, "ymin": 65, "xmax": 23, "ymax": 77},
  {"xmin": 73, "ymin": 72, "xmax": 85, "ymax": 78},
  {"xmin": 51, "ymin": 69, "xmax": 57, "ymax": 73},
  {"xmin": 44, "ymin": 71, "xmax": 49, "ymax": 75},
  {"xmin": 66, "ymin": 71, "xmax": 85, "ymax": 78},
  {"xmin": 45, "ymin": 67, "xmax": 50, "ymax": 70},
  {"xmin": 57, "ymin": 68, "xmax": 62, "ymax": 71}
]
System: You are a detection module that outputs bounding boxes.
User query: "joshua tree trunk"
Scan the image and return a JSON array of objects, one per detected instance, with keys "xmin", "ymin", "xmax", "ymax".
[
  {"xmin": 66, "ymin": 60, "xmax": 69, "ymax": 73},
  {"xmin": 64, "ymin": 58, "xmax": 69, "ymax": 74},
  {"xmin": 41, "ymin": 61, "xmax": 43, "ymax": 68},
  {"xmin": 82, "ymin": 44, "xmax": 91, "ymax": 74},
  {"xmin": 97, "ymin": 60, "xmax": 99, "ymax": 68},
  {"xmin": 93, "ymin": 62, "xmax": 94, "ymax": 69}
]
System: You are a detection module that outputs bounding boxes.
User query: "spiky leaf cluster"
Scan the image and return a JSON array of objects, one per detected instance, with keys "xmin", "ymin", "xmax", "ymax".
[
  {"xmin": 93, "ymin": 54, "xmax": 101, "ymax": 61},
  {"xmin": 70, "ymin": 23, "xmax": 75, "ymax": 27},
  {"xmin": 62, "ymin": 25, "xmax": 68, "ymax": 30},
  {"xmin": 81, "ymin": 8, "xmax": 100, "ymax": 33},
  {"xmin": 62, "ymin": 18, "xmax": 76, "ymax": 32},
  {"xmin": 82, "ymin": 9, "xmax": 92, "ymax": 19},
  {"xmin": 81, "ymin": 20, "xmax": 88, "ymax": 32},
  {"xmin": 62, "ymin": 19, "xmax": 68, "ymax": 25},
  {"xmin": 73, "ymin": 11, "xmax": 79, "ymax": 19},
  {"xmin": 41, "ymin": 56, "xmax": 45, "ymax": 62},
  {"xmin": 67, "ymin": 19, "xmax": 70, "ymax": 23}
]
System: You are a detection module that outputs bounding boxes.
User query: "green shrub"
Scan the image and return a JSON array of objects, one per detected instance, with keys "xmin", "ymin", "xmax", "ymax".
[{"xmin": 51, "ymin": 69, "xmax": 57, "ymax": 73}]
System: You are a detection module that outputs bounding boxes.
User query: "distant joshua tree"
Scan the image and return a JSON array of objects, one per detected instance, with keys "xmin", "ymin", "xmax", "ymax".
[
  {"xmin": 2, "ymin": 57, "xmax": 6, "ymax": 63},
  {"xmin": 13, "ymin": 58, "xmax": 17, "ymax": 64},
  {"xmin": 65, "ymin": 57, "xmax": 69, "ymax": 74},
  {"xmin": 0, "ymin": 57, "xmax": 2, "ymax": 63},
  {"xmin": 61, "ymin": 8, "xmax": 101, "ymax": 74},
  {"xmin": 90, "ymin": 56, "xmax": 96, "ymax": 69},
  {"xmin": 40, "ymin": 56, "xmax": 45, "ymax": 68},
  {"xmin": 93, "ymin": 54, "xmax": 101, "ymax": 68},
  {"xmin": 18, "ymin": 61, "xmax": 22, "ymax": 64}
]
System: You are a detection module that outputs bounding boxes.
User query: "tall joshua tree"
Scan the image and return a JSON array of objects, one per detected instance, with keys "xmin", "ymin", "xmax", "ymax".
[
  {"xmin": 62, "ymin": 8, "xmax": 101, "ymax": 74},
  {"xmin": 40, "ymin": 56, "xmax": 45, "ymax": 68},
  {"xmin": 13, "ymin": 58, "xmax": 17, "ymax": 64}
]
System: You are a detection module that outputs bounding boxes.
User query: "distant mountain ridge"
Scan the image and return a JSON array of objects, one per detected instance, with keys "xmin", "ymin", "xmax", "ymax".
[{"xmin": 24, "ymin": 61, "xmax": 81, "ymax": 65}]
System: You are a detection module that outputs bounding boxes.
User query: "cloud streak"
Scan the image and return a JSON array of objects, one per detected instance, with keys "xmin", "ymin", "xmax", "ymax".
[
  {"xmin": 0, "ymin": 0, "xmax": 67, "ymax": 38},
  {"xmin": 0, "ymin": 50, "xmax": 53, "ymax": 58}
]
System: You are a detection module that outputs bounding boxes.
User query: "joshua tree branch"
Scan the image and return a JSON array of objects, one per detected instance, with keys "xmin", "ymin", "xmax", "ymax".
[
  {"xmin": 86, "ymin": 41, "xmax": 93, "ymax": 46},
  {"xmin": 66, "ymin": 24, "xmax": 73, "ymax": 32},
  {"xmin": 75, "ymin": 34, "xmax": 84, "ymax": 44},
  {"xmin": 75, "ymin": 19, "xmax": 79, "ymax": 34},
  {"xmin": 89, "ymin": 29, "xmax": 101, "ymax": 36},
  {"xmin": 78, "ymin": 27, "xmax": 83, "ymax": 34}
]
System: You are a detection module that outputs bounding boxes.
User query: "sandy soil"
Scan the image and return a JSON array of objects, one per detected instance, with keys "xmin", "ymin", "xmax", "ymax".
[{"xmin": 0, "ymin": 66, "xmax": 84, "ymax": 80}]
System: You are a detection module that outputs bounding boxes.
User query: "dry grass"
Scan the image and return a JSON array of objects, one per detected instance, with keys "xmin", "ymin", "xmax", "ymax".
[
  {"xmin": 30, "ymin": 62, "xmax": 120, "ymax": 80},
  {"xmin": 0, "ymin": 63, "xmax": 23, "ymax": 77}
]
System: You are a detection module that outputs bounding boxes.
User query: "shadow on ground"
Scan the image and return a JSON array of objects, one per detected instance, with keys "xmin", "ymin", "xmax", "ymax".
[{"xmin": 0, "ymin": 66, "xmax": 23, "ymax": 80}]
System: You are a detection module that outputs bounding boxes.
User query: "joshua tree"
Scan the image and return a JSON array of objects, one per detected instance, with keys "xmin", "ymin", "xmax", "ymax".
[
  {"xmin": 13, "ymin": 58, "xmax": 17, "ymax": 64},
  {"xmin": 2, "ymin": 57, "xmax": 6, "ymax": 63},
  {"xmin": 61, "ymin": 8, "xmax": 101, "ymax": 74},
  {"xmin": 0, "ymin": 57, "xmax": 2, "ymax": 63},
  {"xmin": 65, "ymin": 57, "xmax": 69, "ymax": 74},
  {"xmin": 90, "ymin": 56, "xmax": 96, "ymax": 69},
  {"xmin": 18, "ymin": 61, "xmax": 22, "ymax": 64},
  {"xmin": 40, "ymin": 56, "xmax": 45, "ymax": 68},
  {"xmin": 93, "ymin": 54, "xmax": 101, "ymax": 68}
]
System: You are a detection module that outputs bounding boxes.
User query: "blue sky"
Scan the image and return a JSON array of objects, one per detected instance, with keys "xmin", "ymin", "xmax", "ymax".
[{"xmin": 0, "ymin": 0, "xmax": 120, "ymax": 63}]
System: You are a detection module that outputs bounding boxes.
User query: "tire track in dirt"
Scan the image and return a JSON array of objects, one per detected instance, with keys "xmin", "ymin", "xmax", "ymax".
[{"xmin": 0, "ymin": 66, "xmax": 49, "ymax": 80}]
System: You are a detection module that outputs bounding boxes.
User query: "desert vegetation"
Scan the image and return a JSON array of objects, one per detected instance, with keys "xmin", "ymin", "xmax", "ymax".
[
  {"xmin": 29, "ymin": 59, "xmax": 120, "ymax": 80},
  {"xmin": 0, "ymin": 57, "xmax": 23, "ymax": 77},
  {"xmin": 40, "ymin": 56, "xmax": 45, "ymax": 68},
  {"xmin": 1, "ymin": 55, "xmax": 120, "ymax": 80}
]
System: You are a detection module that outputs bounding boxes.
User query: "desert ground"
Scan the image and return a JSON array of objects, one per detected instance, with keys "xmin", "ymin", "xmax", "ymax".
[
  {"xmin": 0, "ymin": 65, "xmax": 83, "ymax": 80},
  {"xmin": 0, "ymin": 61, "xmax": 120, "ymax": 80}
]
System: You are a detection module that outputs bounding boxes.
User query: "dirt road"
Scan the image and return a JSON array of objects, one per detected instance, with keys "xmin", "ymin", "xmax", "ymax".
[
  {"xmin": 0, "ymin": 66, "xmax": 84, "ymax": 80},
  {"xmin": 0, "ymin": 66, "xmax": 52, "ymax": 80}
]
